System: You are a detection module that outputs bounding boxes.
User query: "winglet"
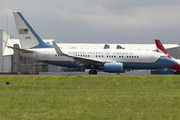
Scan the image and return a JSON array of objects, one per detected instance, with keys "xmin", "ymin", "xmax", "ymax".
[
  {"xmin": 155, "ymin": 39, "xmax": 171, "ymax": 58},
  {"xmin": 52, "ymin": 41, "xmax": 66, "ymax": 56}
]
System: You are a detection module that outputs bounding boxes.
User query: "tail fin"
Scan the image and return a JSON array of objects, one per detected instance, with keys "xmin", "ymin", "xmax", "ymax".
[
  {"xmin": 13, "ymin": 11, "xmax": 53, "ymax": 49},
  {"xmin": 155, "ymin": 39, "xmax": 171, "ymax": 58}
]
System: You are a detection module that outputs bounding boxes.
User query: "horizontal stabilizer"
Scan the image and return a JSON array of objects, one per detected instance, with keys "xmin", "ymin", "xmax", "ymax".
[{"xmin": 7, "ymin": 46, "xmax": 33, "ymax": 53}]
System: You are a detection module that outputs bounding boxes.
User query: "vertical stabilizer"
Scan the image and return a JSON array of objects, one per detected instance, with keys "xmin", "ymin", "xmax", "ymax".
[
  {"xmin": 155, "ymin": 39, "xmax": 171, "ymax": 58},
  {"xmin": 13, "ymin": 11, "xmax": 53, "ymax": 49}
]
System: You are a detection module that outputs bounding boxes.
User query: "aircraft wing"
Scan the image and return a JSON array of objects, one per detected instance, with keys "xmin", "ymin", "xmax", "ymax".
[
  {"xmin": 7, "ymin": 46, "xmax": 33, "ymax": 53},
  {"xmin": 73, "ymin": 56, "xmax": 104, "ymax": 66},
  {"xmin": 52, "ymin": 41, "xmax": 104, "ymax": 66}
]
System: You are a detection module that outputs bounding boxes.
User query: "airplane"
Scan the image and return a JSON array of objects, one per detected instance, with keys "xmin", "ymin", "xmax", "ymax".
[
  {"xmin": 155, "ymin": 39, "xmax": 180, "ymax": 71},
  {"xmin": 8, "ymin": 11, "xmax": 176, "ymax": 75}
]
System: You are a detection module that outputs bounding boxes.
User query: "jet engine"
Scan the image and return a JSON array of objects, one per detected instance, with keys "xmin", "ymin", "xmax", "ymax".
[{"xmin": 103, "ymin": 62, "xmax": 123, "ymax": 73}]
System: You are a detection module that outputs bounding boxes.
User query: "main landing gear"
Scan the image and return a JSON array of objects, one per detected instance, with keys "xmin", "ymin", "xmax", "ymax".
[{"xmin": 89, "ymin": 69, "xmax": 97, "ymax": 75}]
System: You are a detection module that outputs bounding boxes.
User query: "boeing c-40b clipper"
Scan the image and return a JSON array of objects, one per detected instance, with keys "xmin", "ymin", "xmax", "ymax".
[{"xmin": 9, "ymin": 11, "xmax": 176, "ymax": 74}]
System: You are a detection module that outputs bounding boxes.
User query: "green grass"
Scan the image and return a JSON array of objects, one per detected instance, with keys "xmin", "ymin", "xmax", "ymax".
[
  {"xmin": 0, "ymin": 75, "xmax": 180, "ymax": 119},
  {"xmin": 1, "ymin": 75, "xmax": 180, "ymax": 85}
]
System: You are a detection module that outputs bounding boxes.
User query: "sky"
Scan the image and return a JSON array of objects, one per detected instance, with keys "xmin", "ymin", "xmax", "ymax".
[{"xmin": 0, "ymin": 0, "xmax": 180, "ymax": 44}]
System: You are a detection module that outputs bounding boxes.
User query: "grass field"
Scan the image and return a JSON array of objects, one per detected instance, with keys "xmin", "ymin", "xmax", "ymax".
[{"xmin": 0, "ymin": 75, "xmax": 180, "ymax": 119}]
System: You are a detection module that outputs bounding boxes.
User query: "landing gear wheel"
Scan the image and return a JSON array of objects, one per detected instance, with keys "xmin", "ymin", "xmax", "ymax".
[
  {"xmin": 93, "ymin": 70, "xmax": 97, "ymax": 74},
  {"xmin": 89, "ymin": 70, "xmax": 94, "ymax": 75},
  {"xmin": 89, "ymin": 69, "xmax": 97, "ymax": 75}
]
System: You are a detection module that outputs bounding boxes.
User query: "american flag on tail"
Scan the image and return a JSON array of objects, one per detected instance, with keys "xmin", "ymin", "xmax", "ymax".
[{"xmin": 19, "ymin": 29, "xmax": 28, "ymax": 34}]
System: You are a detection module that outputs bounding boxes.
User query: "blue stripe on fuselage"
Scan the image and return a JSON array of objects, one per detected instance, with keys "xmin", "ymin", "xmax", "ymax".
[
  {"xmin": 41, "ymin": 58, "xmax": 175, "ymax": 70},
  {"xmin": 17, "ymin": 12, "xmax": 54, "ymax": 48},
  {"xmin": 123, "ymin": 58, "xmax": 176, "ymax": 69}
]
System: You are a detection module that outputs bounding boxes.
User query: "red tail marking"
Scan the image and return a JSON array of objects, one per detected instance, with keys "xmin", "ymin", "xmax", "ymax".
[{"xmin": 155, "ymin": 39, "xmax": 171, "ymax": 58}]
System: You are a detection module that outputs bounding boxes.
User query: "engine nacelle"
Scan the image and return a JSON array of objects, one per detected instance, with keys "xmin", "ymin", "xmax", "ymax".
[{"xmin": 103, "ymin": 62, "xmax": 123, "ymax": 73}]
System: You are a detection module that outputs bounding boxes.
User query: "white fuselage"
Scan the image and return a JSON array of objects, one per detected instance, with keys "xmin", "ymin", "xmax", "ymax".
[{"xmin": 19, "ymin": 48, "xmax": 165, "ymax": 64}]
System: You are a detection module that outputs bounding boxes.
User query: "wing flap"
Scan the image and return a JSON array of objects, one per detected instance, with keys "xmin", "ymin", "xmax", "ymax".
[{"xmin": 73, "ymin": 57, "xmax": 104, "ymax": 66}]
